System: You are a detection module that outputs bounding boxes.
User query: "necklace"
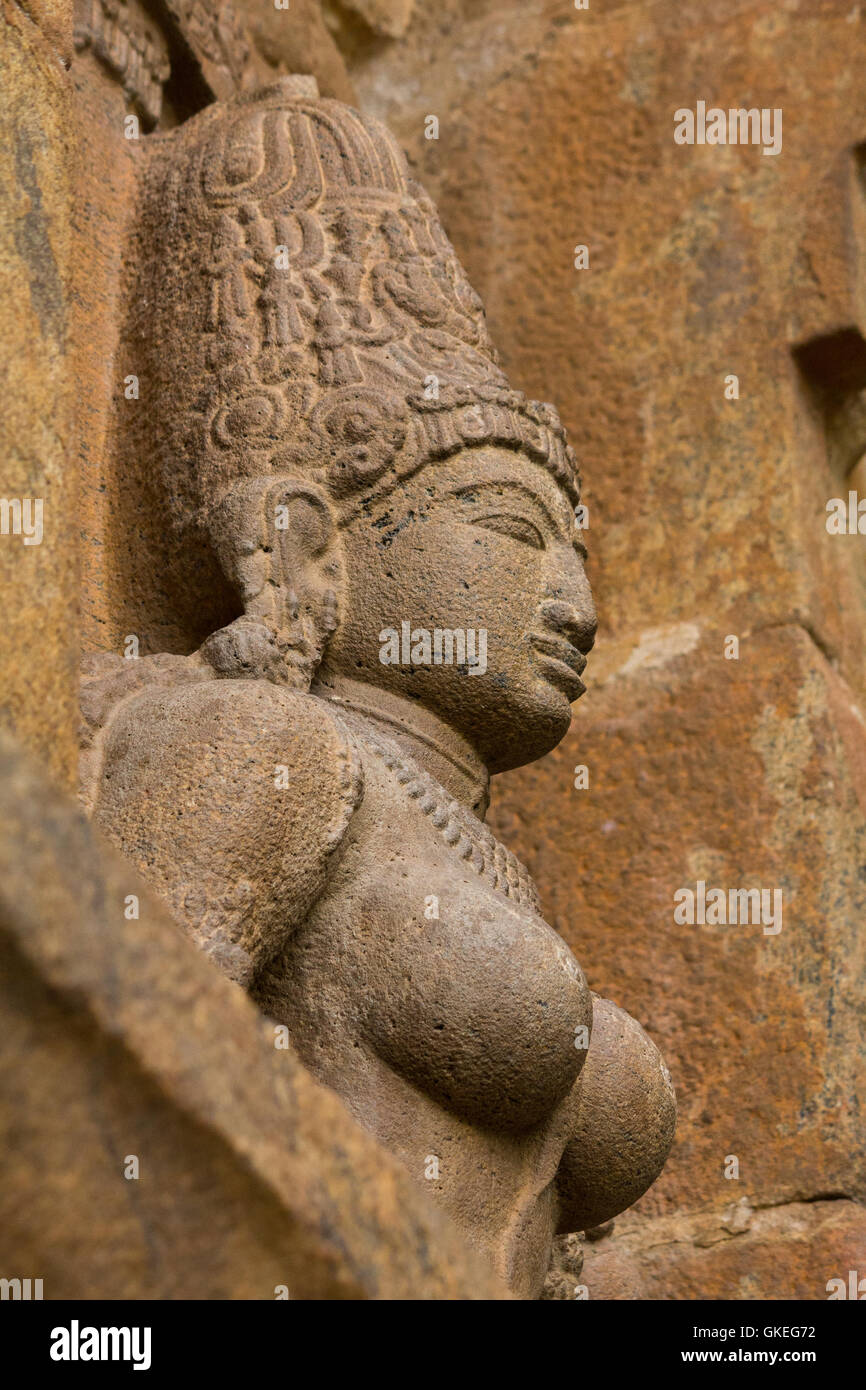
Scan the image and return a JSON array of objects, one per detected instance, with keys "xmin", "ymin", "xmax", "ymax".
[{"xmin": 353, "ymin": 720, "xmax": 542, "ymax": 915}]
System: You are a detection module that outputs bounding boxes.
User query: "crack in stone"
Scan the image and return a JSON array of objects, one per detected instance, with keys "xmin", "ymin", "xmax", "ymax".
[
  {"xmin": 749, "ymin": 617, "xmax": 840, "ymax": 671},
  {"xmin": 586, "ymin": 1194, "xmax": 862, "ymax": 1257}
]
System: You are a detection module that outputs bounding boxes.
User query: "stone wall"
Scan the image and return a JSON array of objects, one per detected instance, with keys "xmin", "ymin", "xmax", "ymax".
[
  {"xmin": 2, "ymin": 0, "xmax": 864, "ymax": 1300},
  {"xmin": 0, "ymin": 1, "xmax": 77, "ymax": 788}
]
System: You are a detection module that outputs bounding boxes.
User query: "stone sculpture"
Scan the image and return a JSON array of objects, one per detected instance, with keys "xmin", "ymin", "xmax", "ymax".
[{"xmin": 79, "ymin": 76, "xmax": 675, "ymax": 1298}]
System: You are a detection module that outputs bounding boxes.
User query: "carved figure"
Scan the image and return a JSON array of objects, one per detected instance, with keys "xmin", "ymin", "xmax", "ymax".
[{"xmin": 80, "ymin": 77, "xmax": 675, "ymax": 1297}]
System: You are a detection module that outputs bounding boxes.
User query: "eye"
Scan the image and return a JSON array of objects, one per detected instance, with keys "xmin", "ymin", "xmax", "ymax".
[{"xmin": 472, "ymin": 514, "xmax": 545, "ymax": 549}]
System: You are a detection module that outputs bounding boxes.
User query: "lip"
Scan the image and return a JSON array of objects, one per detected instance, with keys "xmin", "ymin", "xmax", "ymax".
[{"xmin": 529, "ymin": 632, "xmax": 588, "ymax": 697}]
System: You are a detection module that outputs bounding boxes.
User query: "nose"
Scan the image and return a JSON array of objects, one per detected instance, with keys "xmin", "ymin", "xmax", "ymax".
[
  {"xmin": 539, "ymin": 560, "xmax": 597, "ymax": 654},
  {"xmin": 540, "ymin": 599, "xmax": 597, "ymax": 654}
]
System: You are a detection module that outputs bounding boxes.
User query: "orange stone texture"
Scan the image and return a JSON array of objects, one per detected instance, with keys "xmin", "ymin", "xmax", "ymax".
[{"xmin": 1, "ymin": 0, "xmax": 865, "ymax": 1299}]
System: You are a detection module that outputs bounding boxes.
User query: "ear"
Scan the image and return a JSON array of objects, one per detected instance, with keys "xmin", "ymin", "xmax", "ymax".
[{"xmin": 203, "ymin": 476, "xmax": 342, "ymax": 687}]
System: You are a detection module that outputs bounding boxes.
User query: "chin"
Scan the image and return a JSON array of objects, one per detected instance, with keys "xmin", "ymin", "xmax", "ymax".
[{"xmin": 483, "ymin": 675, "xmax": 574, "ymax": 775}]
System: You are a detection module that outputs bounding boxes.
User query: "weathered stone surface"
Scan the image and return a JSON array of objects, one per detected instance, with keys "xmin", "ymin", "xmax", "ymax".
[
  {"xmin": 73, "ymin": 0, "xmax": 169, "ymax": 126},
  {"xmin": 16, "ymin": 0, "xmax": 72, "ymax": 63},
  {"xmin": 0, "ymin": 730, "xmax": 507, "ymax": 1299},
  {"xmin": 324, "ymin": 0, "xmax": 415, "ymax": 43},
  {"xmin": 160, "ymin": 1, "xmax": 355, "ymax": 107},
  {"xmin": 74, "ymin": 4, "xmax": 353, "ymax": 660},
  {"xmin": 489, "ymin": 623, "xmax": 866, "ymax": 1294},
  {"xmin": 582, "ymin": 1199, "xmax": 866, "ymax": 1301},
  {"xmin": 246, "ymin": 0, "xmax": 355, "ymax": 103},
  {"xmin": 338, "ymin": 0, "xmax": 866, "ymax": 1296},
  {"xmin": 347, "ymin": 0, "xmax": 866, "ymax": 701},
  {"xmin": 79, "ymin": 79, "xmax": 675, "ymax": 1299},
  {"xmin": 0, "ymin": 1, "xmax": 77, "ymax": 788},
  {"xmin": 71, "ymin": 11, "xmax": 141, "ymax": 659},
  {"xmin": 540, "ymin": 1232, "xmax": 584, "ymax": 1300},
  {"xmin": 7, "ymin": 0, "xmax": 863, "ymax": 1302},
  {"xmin": 162, "ymin": 0, "xmax": 267, "ymax": 102}
]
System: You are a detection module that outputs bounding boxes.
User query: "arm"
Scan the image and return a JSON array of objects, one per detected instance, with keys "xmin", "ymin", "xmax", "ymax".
[{"xmin": 90, "ymin": 674, "xmax": 363, "ymax": 988}]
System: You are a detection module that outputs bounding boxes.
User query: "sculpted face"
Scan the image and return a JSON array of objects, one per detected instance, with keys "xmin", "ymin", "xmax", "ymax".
[{"xmin": 319, "ymin": 447, "xmax": 597, "ymax": 773}]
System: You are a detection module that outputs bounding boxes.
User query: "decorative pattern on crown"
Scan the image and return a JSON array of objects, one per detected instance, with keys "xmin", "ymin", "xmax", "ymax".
[{"xmin": 144, "ymin": 78, "xmax": 581, "ymax": 541}]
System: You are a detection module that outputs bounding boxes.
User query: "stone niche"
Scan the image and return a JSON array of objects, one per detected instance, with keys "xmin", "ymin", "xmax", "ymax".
[
  {"xmin": 3, "ymin": 0, "xmax": 865, "ymax": 1304},
  {"xmin": 3, "ymin": 0, "xmax": 680, "ymax": 1301}
]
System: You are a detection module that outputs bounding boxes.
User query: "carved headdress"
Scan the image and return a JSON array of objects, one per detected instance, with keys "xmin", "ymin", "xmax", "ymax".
[{"xmin": 138, "ymin": 75, "xmax": 581, "ymax": 557}]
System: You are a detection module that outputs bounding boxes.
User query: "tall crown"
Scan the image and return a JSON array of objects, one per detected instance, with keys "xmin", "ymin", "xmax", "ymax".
[{"xmin": 135, "ymin": 76, "xmax": 580, "ymax": 560}]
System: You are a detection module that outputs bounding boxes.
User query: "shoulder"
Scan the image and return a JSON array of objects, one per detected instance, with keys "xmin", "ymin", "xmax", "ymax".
[{"xmin": 87, "ymin": 661, "xmax": 363, "ymax": 984}]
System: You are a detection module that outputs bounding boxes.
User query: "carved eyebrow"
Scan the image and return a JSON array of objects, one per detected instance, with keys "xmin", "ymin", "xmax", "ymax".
[
  {"xmin": 451, "ymin": 481, "xmax": 589, "ymax": 565},
  {"xmin": 450, "ymin": 480, "xmax": 563, "ymax": 532}
]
